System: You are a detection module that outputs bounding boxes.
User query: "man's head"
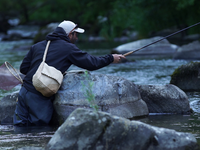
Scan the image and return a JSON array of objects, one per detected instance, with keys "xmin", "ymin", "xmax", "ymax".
[{"xmin": 58, "ymin": 20, "xmax": 84, "ymax": 43}]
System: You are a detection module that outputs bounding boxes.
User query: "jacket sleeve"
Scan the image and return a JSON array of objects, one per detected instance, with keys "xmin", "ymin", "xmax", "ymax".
[
  {"xmin": 68, "ymin": 45, "xmax": 114, "ymax": 71},
  {"xmin": 20, "ymin": 46, "xmax": 33, "ymax": 75}
]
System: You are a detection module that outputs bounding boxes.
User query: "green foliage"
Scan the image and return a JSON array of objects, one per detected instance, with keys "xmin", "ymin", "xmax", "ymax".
[
  {"xmin": 0, "ymin": 0, "xmax": 200, "ymax": 38},
  {"xmin": 81, "ymin": 71, "xmax": 99, "ymax": 112},
  {"xmin": 173, "ymin": 0, "xmax": 195, "ymax": 9}
]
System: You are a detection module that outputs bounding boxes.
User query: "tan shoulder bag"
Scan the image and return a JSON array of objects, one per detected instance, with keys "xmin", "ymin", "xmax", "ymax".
[{"xmin": 32, "ymin": 41, "xmax": 63, "ymax": 97}]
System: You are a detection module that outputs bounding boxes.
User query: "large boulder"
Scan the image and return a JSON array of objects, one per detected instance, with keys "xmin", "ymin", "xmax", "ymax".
[
  {"xmin": 52, "ymin": 71, "xmax": 148, "ymax": 125},
  {"xmin": 173, "ymin": 40, "xmax": 200, "ymax": 60},
  {"xmin": 112, "ymin": 36, "xmax": 178, "ymax": 58},
  {"xmin": 0, "ymin": 72, "xmax": 193, "ymax": 125},
  {"xmin": 137, "ymin": 84, "xmax": 191, "ymax": 114},
  {"xmin": 46, "ymin": 108, "xmax": 198, "ymax": 150},
  {"xmin": 170, "ymin": 62, "xmax": 200, "ymax": 91}
]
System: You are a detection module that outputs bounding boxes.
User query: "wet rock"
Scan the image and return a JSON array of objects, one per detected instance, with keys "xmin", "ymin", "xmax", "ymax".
[
  {"xmin": 137, "ymin": 84, "xmax": 190, "ymax": 114},
  {"xmin": 4, "ymin": 25, "xmax": 39, "ymax": 41},
  {"xmin": 113, "ymin": 36, "xmax": 130, "ymax": 42},
  {"xmin": 46, "ymin": 108, "xmax": 198, "ymax": 150},
  {"xmin": 52, "ymin": 71, "xmax": 148, "ymax": 125},
  {"xmin": 112, "ymin": 36, "xmax": 178, "ymax": 58},
  {"xmin": 0, "ymin": 72, "xmax": 148, "ymax": 125},
  {"xmin": 170, "ymin": 62, "xmax": 200, "ymax": 91},
  {"xmin": 88, "ymin": 36, "xmax": 105, "ymax": 42},
  {"xmin": 173, "ymin": 40, "xmax": 200, "ymax": 60},
  {"xmin": 0, "ymin": 92, "xmax": 18, "ymax": 124},
  {"xmin": 184, "ymin": 34, "xmax": 200, "ymax": 41},
  {"xmin": 190, "ymin": 100, "xmax": 200, "ymax": 113},
  {"xmin": 0, "ymin": 72, "xmax": 193, "ymax": 125}
]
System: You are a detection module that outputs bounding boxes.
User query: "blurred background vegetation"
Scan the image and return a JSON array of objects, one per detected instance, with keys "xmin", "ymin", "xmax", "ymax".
[{"xmin": 0, "ymin": 0, "xmax": 200, "ymax": 40}]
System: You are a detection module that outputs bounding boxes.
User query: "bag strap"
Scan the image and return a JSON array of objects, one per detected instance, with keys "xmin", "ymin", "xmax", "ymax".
[{"xmin": 43, "ymin": 40, "xmax": 51, "ymax": 62}]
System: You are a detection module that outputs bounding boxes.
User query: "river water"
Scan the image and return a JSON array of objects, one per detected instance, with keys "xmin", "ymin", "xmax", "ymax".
[{"xmin": 0, "ymin": 40, "xmax": 200, "ymax": 149}]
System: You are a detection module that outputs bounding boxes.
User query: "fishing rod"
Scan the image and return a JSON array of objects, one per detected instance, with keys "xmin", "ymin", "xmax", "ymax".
[{"xmin": 123, "ymin": 21, "xmax": 200, "ymax": 56}]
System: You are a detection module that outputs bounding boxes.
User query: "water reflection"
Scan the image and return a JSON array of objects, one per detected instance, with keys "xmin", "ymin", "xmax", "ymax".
[
  {"xmin": 138, "ymin": 114, "xmax": 200, "ymax": 144},
  {"xmin": 13, "ymin": 125, "xmax": 58, "ymax": 134},
  {"xmin": 0, "ymin": 125, "xmax": 57, "ymax": 149}
]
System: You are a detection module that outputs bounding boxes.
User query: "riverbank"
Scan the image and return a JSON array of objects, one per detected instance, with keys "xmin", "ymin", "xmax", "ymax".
[{"xmin": 0, "ymin": 39, "xmax": 200, "ymax": 149}]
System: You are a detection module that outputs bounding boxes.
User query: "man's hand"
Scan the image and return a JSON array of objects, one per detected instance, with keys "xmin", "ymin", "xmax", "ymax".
[{"xmin": 112, "ymin": 54, "xmax": 126, "ymax": 63}]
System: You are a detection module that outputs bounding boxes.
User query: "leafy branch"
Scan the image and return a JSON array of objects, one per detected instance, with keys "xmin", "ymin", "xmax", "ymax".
[{"xmin": 81, "ymin": 71, "xmax": 99, "ymax": 112}]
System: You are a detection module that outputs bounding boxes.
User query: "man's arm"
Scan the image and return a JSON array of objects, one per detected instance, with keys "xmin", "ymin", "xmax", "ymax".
[{"xmin": 68, "ymin": 45, "xmax": 126, "ymax": 71}]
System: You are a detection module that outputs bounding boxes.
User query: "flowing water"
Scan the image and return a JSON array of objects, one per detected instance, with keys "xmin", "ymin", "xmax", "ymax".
[{"xmin": 0, "ymin": 40, "xmax": 200, "ymax": 149}]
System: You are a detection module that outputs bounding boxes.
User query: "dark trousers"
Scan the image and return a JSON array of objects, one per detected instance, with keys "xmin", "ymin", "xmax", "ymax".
[{"xmin": 13, "ymin": 86, "xmax": 54, "ymax": 126}]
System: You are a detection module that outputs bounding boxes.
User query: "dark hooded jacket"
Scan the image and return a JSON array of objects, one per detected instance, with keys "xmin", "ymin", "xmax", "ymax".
[{"xmin": 20, "ymin": 27, "xmax": 114, "ymax": 96}]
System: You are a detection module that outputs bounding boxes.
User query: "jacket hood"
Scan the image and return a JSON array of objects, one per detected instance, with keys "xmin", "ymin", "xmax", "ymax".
[{"xmin": 46, "ymin": 27, "xmax": 70, "ymax": 42}]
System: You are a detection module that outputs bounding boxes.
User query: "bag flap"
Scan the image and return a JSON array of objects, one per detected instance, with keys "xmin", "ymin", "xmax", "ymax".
[{"xmin": 41, "ymin": 63, "xmax": 63, "ymax": 84}]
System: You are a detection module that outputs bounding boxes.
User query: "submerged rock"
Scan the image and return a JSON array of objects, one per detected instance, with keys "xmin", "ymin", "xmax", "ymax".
[
  {"xmin": 52, "ymin": 71, "xmax": 148, "ymax": 125},
  {"xmin": 46, "ymin": 108, "xmax": 198, "ymax": 150},
  {"xmin": 170, "ymin": 62, "xmax": 200, "ymax": 91},
  {"xmin": 137, "ymin": 84, "xmax": 191, "ymax": 114}
]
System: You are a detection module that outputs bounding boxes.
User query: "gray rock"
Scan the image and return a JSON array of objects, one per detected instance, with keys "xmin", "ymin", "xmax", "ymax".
[
  {"xmin": 88, "ymin": 36, "xmax": 105, "ymax": 42},
  {"xmin": 7, "ymin": 25, "xmax": 39, "ymax": 40},
  {"xmin": 184, "ymin": 34, "xmax": 200, "ymax": 41},
  {"xmin": 190, "ymin": 100, "xmax": 200, "ymax": 113},
  {"xmin": 170, "ymin": 62, "xmax": 200, "ymax": 91},
  {"xmin": 1, "ymin": 73, "xmax": 193, "ymax": 125},
  {"xmin": 173, "ymin": 40, "xmax": 200, "ymax": 60},
  {"xmin": 112, "ymin": 36, "xmax": 178, "ymax": 58},
  {"xmin": 0, "ymin": 73, "xmax": 193, "ymax": 125},
  {"xmin": 53, "ymin": 71, "xmax": 148, "ymax": 125},
  {"xmin": 46, "ymin": 108, "xmax": 198, "ymax": 150},
  {"xmin": 137, "ymin": 84, "xmax": 190, "ymax": 114},
  {"xmin": 0, "ymin": 92, "xmax": 18, "ymax": 124}
]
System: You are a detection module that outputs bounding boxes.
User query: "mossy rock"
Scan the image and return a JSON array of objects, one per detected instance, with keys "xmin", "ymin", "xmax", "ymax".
[
  {"xmin": 33, "ymin": 23, "xmax": 59, "ymax": 44},
  {"xmin": 33, "ymin": 27, "xmax": 51, "ymax": 44},
  {"xmin": 170, "ymin": 61, "xmax": 200, "ymax": 91}
]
